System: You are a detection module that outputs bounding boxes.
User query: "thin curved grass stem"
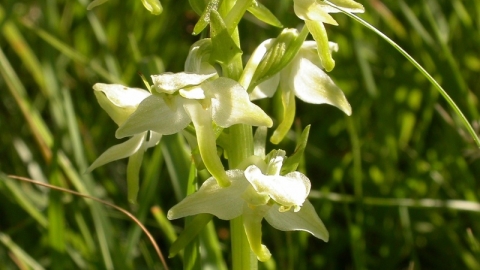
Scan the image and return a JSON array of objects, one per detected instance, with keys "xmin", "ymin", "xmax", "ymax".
[{"xmin": 6, "ymin": 175, "xmax": 169, "ymax": 270}]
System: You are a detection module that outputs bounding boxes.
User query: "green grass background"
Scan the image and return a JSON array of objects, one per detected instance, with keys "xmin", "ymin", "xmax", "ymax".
[{"xmin": 1, "ymin": 0, "xmax": 480, "ymax": 269}]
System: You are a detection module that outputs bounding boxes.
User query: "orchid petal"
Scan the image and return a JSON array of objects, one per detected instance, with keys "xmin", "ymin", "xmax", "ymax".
[
  {"xmin": 184, "ymin": 39, "xmax": 217, "ymax": 74},
  {"xmin": 328, "ymin": 0, "xmax": 365, "ymax": 13},
  {"xmin": 264, "ymin": 200, "xmax": 329, "ymax": 241},
  {"xmin": 305, "ymin": 20, "xmax": 335, "ymax": 71},
  {"xmin": 294, "ymin": 0, "xmax": 338, "ymax": 25},
  {"xmin": 240, "ymin": 39, "xmax": 274, "ymax": 89},
  {"xmin": 179, "ymin": 85, "xmax": 206, "ymax": 99},
  {"xmin": 270, "ymin": 87, "xmax": 296, "ymax": 144},
  {"xmin": 167, "ymin": 170, "xmax": 248, "ymax": 220},
  {"xmin": 245, "ymin": 165, "xmax": 311, "ymax": 209},
  {"xmin": 151, "ymin": 72, "xmax": 216, "ymax": 94},
  {"xmin": 204, "ymin": 78, "xmax": 273, "ymax": 127},
  {"xmin": 243, "ymin": 204, "xmax": 272, "ymax": 261},
  {"xmin": 116, "ymin": 95, "xmax": 190, "ymax": 138},
  {"xmin": 249, "ymin": 74, "xmax": 280, "ymax": 101},
  {"xmin": 86, "ymin": 133, "xmax": 146, "ymax": 172},
  {"xmin": 183, "ymin": 100, "xmax": 231, "ymax": 187},
  {"xmin": 93, "ymin": 83, "xmax": 151, "ymax": 126},
  {"xmin": 296, "ymin": 40, "xmax": 339, "ymax": 69},
  {"xmin": 290, "ymin": 57, "xmax": 352, "ymax": 115}
]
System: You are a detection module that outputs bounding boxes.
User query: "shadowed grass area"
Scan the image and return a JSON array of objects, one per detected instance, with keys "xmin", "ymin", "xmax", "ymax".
[{"xmin": 1, "ymin": 0, "xmax": 479, "ymax": 269}]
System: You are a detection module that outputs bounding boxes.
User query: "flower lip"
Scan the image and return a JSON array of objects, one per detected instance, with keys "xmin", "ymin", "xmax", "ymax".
[{"xmin": 244, "ymin": 165, "xmax": 311, "ymax": 212}]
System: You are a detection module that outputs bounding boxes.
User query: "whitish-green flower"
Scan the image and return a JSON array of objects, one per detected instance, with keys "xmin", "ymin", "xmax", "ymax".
[
  {"xmin": 87, "ymin": 83, "xmax": 161, "ymax": 203},
  {"xmin": 294, "ymin": 0, "xmax": 364, "ymax": 71},
  {"xmin": 115, "ymin": 72, "xmax": 272, "ymax": 187},
  {"xmin": 244, "ymin": 39, "xmax": 351, "ymax": 143},
  {"xmin": 168, "ymin": 151, "xmax": 328, "ymax": 261}
]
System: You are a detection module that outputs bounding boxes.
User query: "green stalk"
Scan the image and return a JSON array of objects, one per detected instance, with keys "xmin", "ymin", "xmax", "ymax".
[
  {"xmin": 228, "ymin": 124, "xmax": 256, "ymax": 270},
  {"xmin": 326, "ymin": 1, "xmax": 480, "ymax": 148},
  {"xmin": 219, "ymin": 0, "xmax": 257, "ymax": 268}
]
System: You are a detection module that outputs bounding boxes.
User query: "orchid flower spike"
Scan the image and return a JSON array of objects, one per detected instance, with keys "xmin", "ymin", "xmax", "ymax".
[
  {"xmin": 115, "ymin": 72, "xmax": 272, "ymax": 187},
  {"xmin": 244, "ymin": 37, "xmax": 351, "ymax": 143},
  {"xmin": 168, "ymin": 150, "xmax": 328, "ymax": 261},
  {"xmin": 294, "ymin": 0, "xmax": 364, "ymax": 71},
  {"xmin": 87, "ymin": 84, "xmax": 162, "ymax": 203}
]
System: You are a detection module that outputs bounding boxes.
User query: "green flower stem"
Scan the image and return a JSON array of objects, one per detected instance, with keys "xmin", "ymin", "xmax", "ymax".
[
  {"xmin": 229, "ymin": 124, "xmax": 257, "ymax": 269},
  {"xmin": 222, "ymin": 0, "xmax": 257, "ymax": 266},
  {"xmin": 228, "ymin": 124, "xmax": 254, "ymax": 168},
  {"xmin": 325, "ymin": 1, "xmax": 480, "ymax": 148}
]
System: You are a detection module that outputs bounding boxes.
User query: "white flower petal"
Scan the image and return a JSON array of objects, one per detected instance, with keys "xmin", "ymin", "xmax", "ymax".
[
  {"xmin": 294, "ymin": 0, "xmax": 338, "ymax": 25},
  {"xmin": 179, "ymin": 85, "xmax": 206, "ymax": 99},
  {"xmin": 93, "ymin": 83, "xmax": 151, "ymax": 108},
  {"xmin": 205, "ymin": 78, "xmax": 273, "ymax": 127},
  {"xmin": 245, "ymin": 166, "xmax": 311, "ymax": 208},
  {"xmin": 185, "ymin": 39, "xmax": 217, "ymax": 74},
  {"xmin": 151, "ymin": 72, "xmax": 216, "ymax": 94},
  {"xmin": 116, "ymin": 95, "xmax": 191, "ymax": 138},
  {"xmin": 167, "ymin": 170, "xmax": 249, "ymax": 220},
  {"xmin": 93, "ymin": 83, "xmax": 151, "ymax": 126},
  {"xmin": 290, "ymin": 57, "xmax": 352, "ymax": 115},
  {"xmin": 86, "ymin": 133, "xmax": 146, "ymax": 172},
  {"xmin": 249, "ymin": 74, "xmax": 280, "ymax": 101},
  {"xmin": 294, "ymin": 41, "xmax": 339, "ymax": 69},
  {"xmin": 264, "ymin": 199, "xmax": 329, "ymax": 241}
]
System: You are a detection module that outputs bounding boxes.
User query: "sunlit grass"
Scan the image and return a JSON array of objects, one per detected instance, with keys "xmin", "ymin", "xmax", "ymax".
[{"xmin": 1, "ymin": 0, "xmax": 479, "ymax": 269}]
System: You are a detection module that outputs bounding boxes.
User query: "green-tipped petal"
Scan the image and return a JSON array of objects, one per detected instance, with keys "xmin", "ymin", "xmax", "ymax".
[
  {"xmin": 245, "ymin": 165, "xmax": 311, "ymax": 210},
  {"xmin": 86, "ymin": 133, "xmax": 146, "ymax": 172},
  {"xmin": 183, "ymin": 100, "xmax": 231, "ymax": 187},
  {"xmin": 152, "ymin": 72, "xmax": 216, "ymax": 94},
  {"xmin": 116, "ymin": 95, "xmax": 191, "ymax": 138},
  {"xmin": 294, "ymin": 0, "xmax": 338, "ymax": 25},
  {"xmin": 167, "ymin": 170, "xmax": 248, "ymax": 220},
  {"xmin": 205, "ymin": 78, "xmax": 273, "ymax": 127},
  {"xmin": 243, "ymin": 204, "xmax": 272, "ymax": 262},
  {"xmin": 264, "ymin": 200, "xmax": 329, "ymax": 241},
  {"xmin": 290, "ymin": 57, "xmax": 351, "ymax": 115},
  {"xmin": 305, "ymin": 20, "xmax": 335, "ymax": 71},
  {"xmin": 328, "ymin": 0, "xmax": 365, "ymax": 13},
  {"xmin": 93, "ymin": 83, "xmax": 151, "ymax": 126}
]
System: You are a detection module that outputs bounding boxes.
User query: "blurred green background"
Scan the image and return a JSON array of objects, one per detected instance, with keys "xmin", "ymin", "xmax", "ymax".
[{"xmin": 1, "ymin": 0, "xmax": 479, "ymax": 269}]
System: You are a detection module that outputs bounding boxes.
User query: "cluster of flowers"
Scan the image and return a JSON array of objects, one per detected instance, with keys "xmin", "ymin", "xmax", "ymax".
[{"xmin": 88, "ymin": 0, "xmax": 363, "ymax": 262}]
